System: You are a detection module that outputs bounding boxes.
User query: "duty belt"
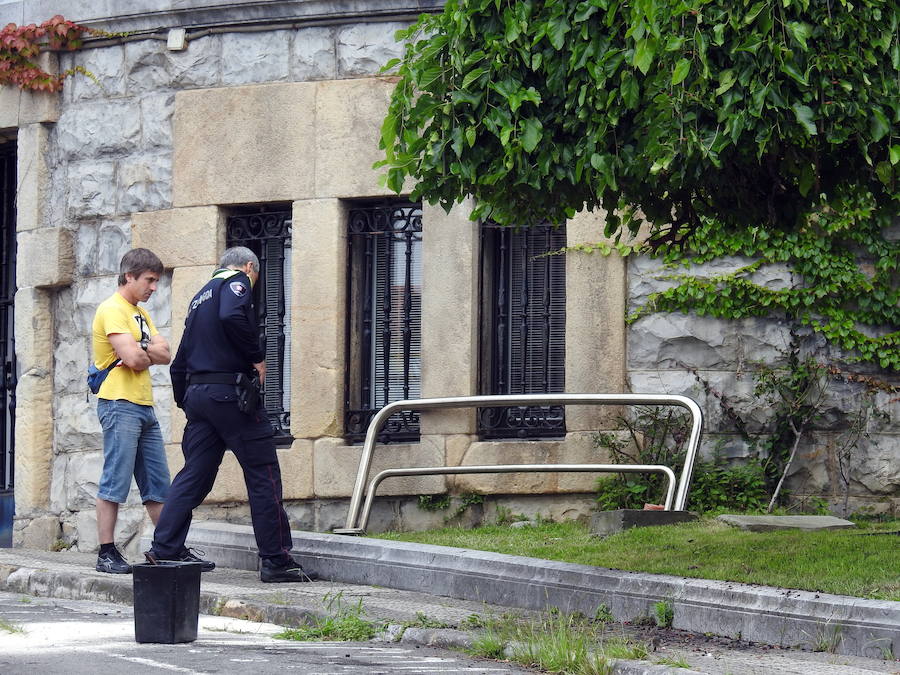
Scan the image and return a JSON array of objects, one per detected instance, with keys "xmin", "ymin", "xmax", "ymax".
[{"xmin": 187, "ymin": 372, "xmax": 243, "ymax": 385}]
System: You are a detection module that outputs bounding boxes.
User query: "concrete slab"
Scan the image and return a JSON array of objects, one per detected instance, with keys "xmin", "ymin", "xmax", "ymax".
[
  {"xmin": 590, "ymin": 509, "xmax": 698, "ymax": 536},
  {"xmin": 716, "ymin": 515, "xmax": 857, "ymax": 532},
  {"xmin": 161, "ymin": 521, "xmax": 900, "ymax": 661}
]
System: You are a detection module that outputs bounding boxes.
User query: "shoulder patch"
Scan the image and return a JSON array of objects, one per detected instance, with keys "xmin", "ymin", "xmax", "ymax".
[{"xmin": 229, "ymin": 281, "xmax": 248, "ymax": 297}]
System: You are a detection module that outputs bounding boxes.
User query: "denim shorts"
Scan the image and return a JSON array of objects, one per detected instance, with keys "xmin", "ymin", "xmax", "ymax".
[{"xmin": 96, "ymin": 399, "xmax": 170, "ymax": 504}]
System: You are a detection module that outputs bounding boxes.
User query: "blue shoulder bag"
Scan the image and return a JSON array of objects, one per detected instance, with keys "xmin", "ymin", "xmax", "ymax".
[{"xmin": 87, "ymin": 359, "xmax": 121, "ymax": 394}]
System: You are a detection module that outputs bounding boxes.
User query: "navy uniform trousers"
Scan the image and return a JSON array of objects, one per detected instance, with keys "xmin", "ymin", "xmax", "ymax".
[{"xmin": 151, "ymin": 383, "xmax": 293, "ymax": 564}]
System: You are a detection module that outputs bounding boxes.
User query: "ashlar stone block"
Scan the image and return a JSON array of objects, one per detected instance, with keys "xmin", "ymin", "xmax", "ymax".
[
  {"xmin": 420, "ymin": 200, "xmax": 478, "ymax": 436},
  {"xmin": 16, "ymin": 123, "xmax": 51, "ymax": 232},
  {"xmin": 314, "ymin": 78, "xmax": 403, "ymax": 198},
  {"xmin": 453, "ymin": 433, "xmax": 605, "ymax": 494},
  {"xmin": 132, "ymin": 207, "xmax": 224, "ymax": 269},
  {"xmin": 16, "ymin": 227, "xmax": 74, "ymax": 288},
  {"xmin": 173, "ymin": 83, "xmax": 315, "ymax": 206},
  {"xmin": 291, "ymin": 199, "xmax": 347, "ymax": 438},
  {"xmin": 565, "ymin": 209, "xmax": 626, "ymax": 431},
  {"xmin": 313, "ymin": 436, "xmax": 445, "ymax": 498},
  {"xmin": 14, "ymin": 373, "xmax": 53, "ymax": 511}
]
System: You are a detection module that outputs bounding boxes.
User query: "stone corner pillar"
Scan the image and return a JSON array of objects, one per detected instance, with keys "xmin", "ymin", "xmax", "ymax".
[
  {"xmin": 565, "ymin": 209, "xmax": 627, "ymax": 431},
  {"xmin": 420, "ymin": 199, "xmax": 479, "ymax": 436},
  {"xmin": 13, "ymin": 288, "xmax": 54, "ymax": 521}
]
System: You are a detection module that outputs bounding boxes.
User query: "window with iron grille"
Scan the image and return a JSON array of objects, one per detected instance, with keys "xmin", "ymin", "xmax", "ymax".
[
  {"xmin": 479, "ymin": 222, "xmax": 566, "ymax": 439},
  {"xmin": 226, "ymin": 205, "xmax": 292, "ymax": 445},
  {"xmin": 344, "ymin": 201, "xmax": 422, "ymax": 443}
]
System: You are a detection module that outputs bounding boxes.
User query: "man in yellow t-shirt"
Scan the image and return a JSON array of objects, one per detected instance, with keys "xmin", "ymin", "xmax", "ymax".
[{"xmin": 91, "ymin": 248, "xmax": 171, "ymax": 574}]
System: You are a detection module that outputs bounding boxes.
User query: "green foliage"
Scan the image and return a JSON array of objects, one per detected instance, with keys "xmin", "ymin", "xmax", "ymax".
[
  {"xmin": 653, "ymin": 600, "xmax": 674, "ymax": 628},
  {"xmin": 274, "ymin": 592, "xmax": 376, "ymax": 642},
  {"xmin": 379, "ymin": 0, "xmax": 898, "ymax": 250},
  {"xmin": 417, "ymin": 493, "xmax": 451, "ymax": 511},
  {"xmin": 688, "ymin": 452, "xmax": 768, "ymax": 513},
  {"xmin": 592, "ymin": 406, "xmax": 767, "ymax": 513}
]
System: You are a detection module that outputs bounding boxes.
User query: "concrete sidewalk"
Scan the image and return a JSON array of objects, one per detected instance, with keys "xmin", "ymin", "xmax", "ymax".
[{"xmin": 0, "ymin": 522, "xmax": 897, "ymax": 674}]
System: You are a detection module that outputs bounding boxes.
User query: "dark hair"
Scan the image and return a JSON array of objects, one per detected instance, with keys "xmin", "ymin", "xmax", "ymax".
[{"xmin": 118, "ymin": 248, "xmax": 164, "ymax": 286}]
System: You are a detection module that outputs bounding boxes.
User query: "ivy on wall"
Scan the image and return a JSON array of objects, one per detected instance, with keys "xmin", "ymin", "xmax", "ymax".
[
  {"xmin": 0, "ymin": 15, "xmax": 90, "ymax": 91},
  {"xmin": 628, "ymin": 199, "xmax": 900, "ymax": 371}
]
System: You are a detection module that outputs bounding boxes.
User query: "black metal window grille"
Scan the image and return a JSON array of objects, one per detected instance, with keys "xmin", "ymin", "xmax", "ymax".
[
  {"xmin": 226, "ymin": 206, "xmax": 292, "ymax": 445},
  {"xmin": 345, "ymin": 201, "xmax": 422, "ymax": 443},
  {"xmin": 0, "ymin": 142, "xmax": 16, "ymax": 547},
  {"xmin": 479, "ymin": 222, "xmax": 566, "ymax": 439}
]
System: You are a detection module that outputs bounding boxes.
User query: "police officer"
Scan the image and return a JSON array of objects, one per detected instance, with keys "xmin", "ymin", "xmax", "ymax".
[{"xmin": 146, "ymin": 246, "xmax": 315, "ymax": 582}]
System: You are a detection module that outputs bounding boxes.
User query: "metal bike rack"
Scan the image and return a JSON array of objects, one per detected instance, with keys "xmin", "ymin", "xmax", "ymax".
[{"xmin": 335, "ymin": 393, "xmax": 703, "ymax": 535}]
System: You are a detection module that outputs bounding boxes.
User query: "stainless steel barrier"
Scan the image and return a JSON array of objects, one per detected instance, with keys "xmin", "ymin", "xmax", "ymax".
[{"xmin": 335, "ymin": 394, "xmax": 703, "ymax": 535}]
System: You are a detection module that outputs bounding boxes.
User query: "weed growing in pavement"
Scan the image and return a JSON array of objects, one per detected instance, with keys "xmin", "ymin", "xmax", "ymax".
[
  {"xmin": 18, "ymin": 597, "xmax": 31, "ymax": 604},
  {"xmin": 402, "ymin": 611, "xmax": 452, "ymax": 630},
  {"xmin": 656, "ymin": 655, "xmax": 692, "ymax": 669},
  {"xmin": 274, "ymin": 591, "xmax": 376, "ymax": 642},
  {"xmin": 602, "ymin": 636, "xmax": 649, "ymax": 660},
  {"xmin": 593, "ymin": 604, "xmax": 614, "ymax": 624},
  {"xmin": 653, "ymin": 600, "xmax": 674, "ymax": 628},
  {"xmin": 0, "ymin": 617, "xmax": 24, "ymax": 634},
  {"xmin": 465, "ymin": 609, "xmax": 655, "ymax": 674},
  {"xmin": 810, "ymin": 622, "xmax": 843, "ymax": 654}
]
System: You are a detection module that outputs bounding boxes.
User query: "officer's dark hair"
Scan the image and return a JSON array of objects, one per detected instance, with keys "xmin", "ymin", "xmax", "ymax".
[
  {"xmin": 219, "ymin": 246, "xmax": 260, "ymax": 276},
  {"xmin": 118, "ymin": 248, "xmax": 164, "ymax": 286}
]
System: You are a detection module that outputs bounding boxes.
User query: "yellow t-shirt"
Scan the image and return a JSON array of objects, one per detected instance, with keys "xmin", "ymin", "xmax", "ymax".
[{"xmin": 92, "ymin": 292, "xmax": 159, "ymax": 405}]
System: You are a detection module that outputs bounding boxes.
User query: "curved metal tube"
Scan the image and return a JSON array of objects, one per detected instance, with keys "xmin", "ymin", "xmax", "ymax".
[
  {"xmin": 340, "ymin": 394, "xmax": 703, "ymax": 533},
  {"xmin": 352, "ymin": 463, "xmax": 678, "ymax": 535}
]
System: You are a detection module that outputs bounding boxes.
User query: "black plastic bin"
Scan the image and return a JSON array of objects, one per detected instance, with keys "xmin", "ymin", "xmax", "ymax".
[{"xmin": 132, "ymin": 561, "xmax": 202, "ymax": 643}]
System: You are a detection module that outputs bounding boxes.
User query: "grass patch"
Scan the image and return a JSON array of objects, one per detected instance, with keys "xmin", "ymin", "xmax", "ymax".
[
  {"xmin": 469, "ymin": 610, "xmax": 652, "ymax": 674},
  {"xmin": 374, "ymin": 517, "xmax": 900, "ymax": 601},
  {"xmin": 0, "ymin": 617, "xmax": 25, "ymax": 634},
  {"xmin": 274, "ymin": 592, "xmax": 377, "ymax": 642}
]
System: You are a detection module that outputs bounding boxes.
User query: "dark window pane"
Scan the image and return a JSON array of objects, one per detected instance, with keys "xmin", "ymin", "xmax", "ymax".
[
  {"xmin": 345, "ymin": 202, "xmax": 422, "ymax": 443},
  {"xmin": 479, "ymin": 223, "xmax": 566, "ymax": 439},
  {"xmin": 226, "ymin": 206, "xmax": 292, "ymax": 445}
]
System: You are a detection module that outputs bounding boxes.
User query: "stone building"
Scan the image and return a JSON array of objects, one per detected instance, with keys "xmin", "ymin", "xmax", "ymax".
[{"xmin": 0, "ymin": 0, "xmax": 896, "ymax": 553}]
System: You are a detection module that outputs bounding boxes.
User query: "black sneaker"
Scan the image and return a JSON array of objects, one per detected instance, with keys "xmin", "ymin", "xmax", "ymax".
[
  {"xmin": 143, "ymin": 548, "xmax": 215, "ymax": 572},
  {"xmin": 96, "ymin": 546, "xmax": 132, "ymax": 574},
  {"xmin": 175, "ymin": 547, "xmax": 215, "ymax": 572},
  {"xmin": 260, "ymin": 557, "xmax": 317, "ymax": 583}
]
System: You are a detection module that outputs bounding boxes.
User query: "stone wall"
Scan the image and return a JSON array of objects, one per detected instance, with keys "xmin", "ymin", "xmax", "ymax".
[{"xmin": 625, "ymin": 256, "xmax": 900, "ymax": 516}]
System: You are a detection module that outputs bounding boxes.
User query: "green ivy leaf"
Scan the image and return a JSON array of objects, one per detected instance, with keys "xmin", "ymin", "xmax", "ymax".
[
  {"xmin": 870, "ymin": 108, "xmax": 890, "ymax": 142},
  {"xmin": 792, "ymin": 104, "xmax": 817, "ymax": 135},
  {"xmin": 672, "ymin": 58, "xmax": 690, "ymax": 85},
  {"xmin": 461, "ymin": 67, "xmax": 486, "ymax": 90},
  {"xmin": 521, "ymin": 117, "xmax": 543, "ymax": 152},
  {"xmin": 890, "ymin": 145, "xmax": 900, "ymax": 166},
  {"xmin": 633, "ymin": 37, "xmax": 656, "ymax": 74}
]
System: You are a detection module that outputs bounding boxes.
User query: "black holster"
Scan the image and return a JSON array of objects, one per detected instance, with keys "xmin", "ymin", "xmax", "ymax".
[{"xmin": 235, "ymin": 373, "xmax": 261, "ymax": 414}]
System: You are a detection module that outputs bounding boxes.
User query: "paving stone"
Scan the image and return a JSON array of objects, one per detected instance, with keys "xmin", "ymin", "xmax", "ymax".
[{"xmin": 716, "ymin": 514, "xmax": 857, "ymax": 532}]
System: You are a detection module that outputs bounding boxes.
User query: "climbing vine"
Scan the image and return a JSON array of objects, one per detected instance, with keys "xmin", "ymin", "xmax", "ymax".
[
  {"xmin": 0, "ymin": 15, "xmax": 91, "ymax": 91},
  {"xmin": 628, "ymin": 192, "xmax": 900, "ymax": 370}
]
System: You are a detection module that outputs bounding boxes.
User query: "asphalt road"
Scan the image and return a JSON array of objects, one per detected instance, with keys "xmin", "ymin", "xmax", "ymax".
[{"xmin": 0, "ymin": 591, "xmax": 531, "ymax": 674}]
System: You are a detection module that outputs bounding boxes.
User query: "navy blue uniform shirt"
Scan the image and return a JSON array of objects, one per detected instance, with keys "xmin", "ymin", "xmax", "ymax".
[{"xmin": 170, "ymin": 268, "xmax": 264, "ymax": 406}]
